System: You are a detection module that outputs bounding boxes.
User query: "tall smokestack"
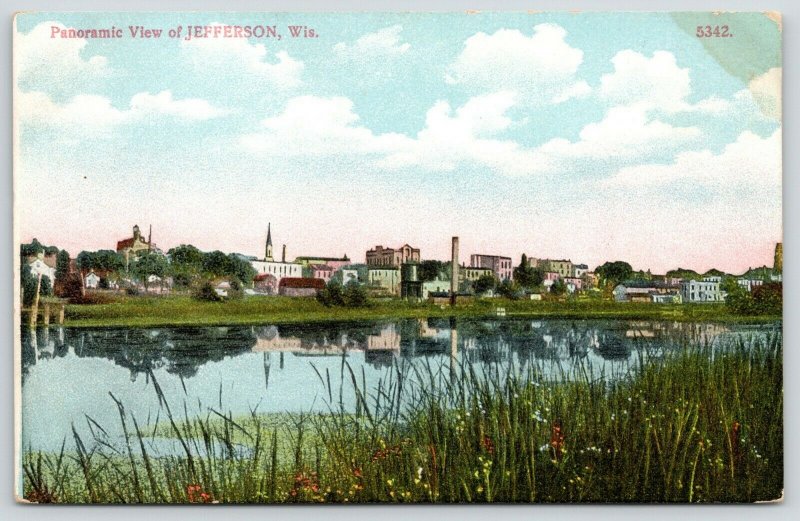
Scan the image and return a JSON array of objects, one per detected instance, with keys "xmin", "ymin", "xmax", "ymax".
[
  {"xmin": 451, "ymin": 237, "xmax": 459, "ymax": 305},
  {"xmin": 148, "ymin": 225, "xmax": 152, "ymax": 251},
  {"xmin": 282, "ymin": 244, "xmax": 286, "ymax": 263}
]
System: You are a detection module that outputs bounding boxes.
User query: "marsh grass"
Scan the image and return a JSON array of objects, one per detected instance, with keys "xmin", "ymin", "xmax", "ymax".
[
  {"xmin": 22, "ymin": 333, "xmax": 782, "ymax": 503},
  {"xmin": 61, "ymin": 295, "xmax": 775, "ymax": 328}
]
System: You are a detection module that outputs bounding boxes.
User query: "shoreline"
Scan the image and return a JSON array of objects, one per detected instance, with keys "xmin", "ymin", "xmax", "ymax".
[{"xmin": 25, "ymin": 295, "xmax": 782, "ymax": 329}]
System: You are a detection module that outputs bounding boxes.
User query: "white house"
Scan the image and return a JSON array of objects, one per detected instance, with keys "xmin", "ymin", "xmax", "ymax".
[
  {"xmin": 84, "ymin": 271, "xmax": 100, "ymax": 289},
  {"xmin": 651, "ymin": 292, "xmax": 682, "ymax": 304},
  {"xmin": 737, "ymin": 278, "xmax": 764, "ymax": 292},
  {"xmin": 27, "ymin": 254, "xmax": 56, "ymax": 285},
  {"xmin": 339, "ymin": 268, "xmax": 360, "ymax": 286},
  {"xmin": 572, "ymin": 264, "xmax": 589, "ymax": 278},
  {"xmin": 680, "ymin": 278, "xmax": 722, "ymax": 303}
]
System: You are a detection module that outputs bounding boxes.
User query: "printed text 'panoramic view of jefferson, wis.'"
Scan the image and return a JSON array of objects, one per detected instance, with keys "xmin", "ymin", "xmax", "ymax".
[{"xmin": 13, "ymin": 11, "xmax": 782, "ymax": 504}]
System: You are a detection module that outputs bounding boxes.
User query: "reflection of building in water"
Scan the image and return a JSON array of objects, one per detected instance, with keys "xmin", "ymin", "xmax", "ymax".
[
  {"xmin": 417, "ymin": 318, "xmax": 449, "ymax": 339},
  {"xmin": 367, "ymin": 324, "xmax": 401, "ymax": 351},
  {"xmin": 252, "ymin": 326, "xmax": 304, "ymax": 352}
]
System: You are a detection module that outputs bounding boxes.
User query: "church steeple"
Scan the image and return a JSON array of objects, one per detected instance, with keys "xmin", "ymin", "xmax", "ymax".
[{"xmin": 265, "ymin": 223, "xmax": 274, "ymax": 261}]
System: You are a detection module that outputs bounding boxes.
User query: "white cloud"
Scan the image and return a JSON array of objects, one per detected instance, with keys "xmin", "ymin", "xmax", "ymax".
[
  {"xmin": 129, "ymin": 91, "xmax": 228, "ymax": 120},
  {"xmin": 749, "ymin": 67, "xmax": 781, "ymax": 120},
  {"xmin": 380, "ymin": 94, "xmax": 700, "ymax": 177},
  {"xmin": 600, "ymin": 50, "xmax": 689, "ymax": 111},
  {"xmin": 15, "ymin": 21, "xmax": 109, "ymax": 92},
  {"xmin": 333, "ymin": 25, "xmax": 410, "ymax": 61},
  {"xmin": 379, "ymin": 91, "xmax": 535, "ymax": 175},
  {"xmin": 181, "ymin": 24, "xmax": 303, "ymax": 89},
  {"xmin": 604, "ymin": 128, "xmax": 781, "ymax": 188},
  {"xmin": 240, "ymin": 95, "xmax": 411, "ymax": 156},
  {"xmin": 599, "ymin": 49, "xmax": 736, "ymax": 115},
  {"xmin": 17, "ymin": 89, "xmax": 227, "ymax": 131},
  {"xmin": 446, "ymin": 24, "xmax": 589, "ymax": 104},
  {"xmin": 239, "ymin": 91, "xmax": 702, "ymax": 178}
]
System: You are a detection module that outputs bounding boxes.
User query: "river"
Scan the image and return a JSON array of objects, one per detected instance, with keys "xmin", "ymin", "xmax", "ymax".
[{"xmin": 20, "ymin": 317, "xmax": 779, "ymax": 452}]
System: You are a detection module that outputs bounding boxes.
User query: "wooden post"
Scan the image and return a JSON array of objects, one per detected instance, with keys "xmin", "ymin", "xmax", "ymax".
[
  {"xmin": 29, "ymin": 273, "xmax": 42, "ymax": 328},
  {"xmin": 43, "ymin": 302, "xmax": 50, "ymax": 326},
  {"xmin": 58, "ymin": 304, "xmax": 65, "ymax": 325}
]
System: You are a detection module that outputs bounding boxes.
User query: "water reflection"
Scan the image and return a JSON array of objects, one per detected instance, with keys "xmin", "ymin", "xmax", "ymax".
[{"xmin": 21, "ymin": 318, "xmax": 765, "ymax": 383}]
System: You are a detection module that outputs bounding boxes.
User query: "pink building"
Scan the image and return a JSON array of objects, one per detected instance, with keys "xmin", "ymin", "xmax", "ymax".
[
  {"xmin": 543, "ymin": 271, "xmax": 561, "ymax": 282},
  {"xmin": 563, "ymin": 277, "xmax": 583, "ymax": 290},
  {"xmin": 309, "ymin": 264, "xmax": 335, "ymax": 283},
  {"xmin": 470, "ymin": 254, "xmax": 513, "ymax": 281}
]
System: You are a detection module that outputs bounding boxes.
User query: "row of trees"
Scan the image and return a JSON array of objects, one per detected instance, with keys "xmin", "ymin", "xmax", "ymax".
[
  {"xmin": 72, "ymin": 244, "xmax": 258, "ymax": 291},
  {"xmin": 317, "ymin": 280, "xmax": 369, "ymax": 308},
  {"xmin": 725, "ymin": 282, "xmax": 782, "ymax": 315}
]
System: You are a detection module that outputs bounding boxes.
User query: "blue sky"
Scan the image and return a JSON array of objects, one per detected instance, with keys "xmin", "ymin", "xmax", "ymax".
[{"xmin": 14, "ymin": 12, "xmax": 782, "ymax": 273}]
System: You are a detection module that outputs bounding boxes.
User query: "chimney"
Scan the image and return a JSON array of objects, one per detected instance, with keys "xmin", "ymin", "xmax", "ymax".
[
  {"xmin": 282, "ymin": 244, "xmax": 286, "ymax": 263},
  {"xmin": 451, "ymin": 237, "xmax": 459, "ymax": 305}
]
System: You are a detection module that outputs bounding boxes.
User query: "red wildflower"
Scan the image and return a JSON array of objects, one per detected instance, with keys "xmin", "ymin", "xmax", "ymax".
[
  {"xmin": 186, "ymin": 484, "xmax": 212, "ymax": 503},
  {"xmin": 550, "ymin": 420, "xmax": 565, "ymax": 461},
  {"xmin": 731, "ymin": 421, "xmax": 743, "ymax": 468},
  {"xmin": 481, "ymin": 435, "xmax": 495, "ymax": 455}
]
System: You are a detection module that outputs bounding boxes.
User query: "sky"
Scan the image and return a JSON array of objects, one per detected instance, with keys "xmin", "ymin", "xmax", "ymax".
[{"xmin": 13, "ymin": 12, "xmax": 782, "ymax": 274}]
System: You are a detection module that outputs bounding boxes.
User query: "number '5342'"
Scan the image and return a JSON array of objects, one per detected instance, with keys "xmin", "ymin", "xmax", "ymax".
[{"xmin": 697, "ymin": 25, "xmax": 733, "ymax": 37}]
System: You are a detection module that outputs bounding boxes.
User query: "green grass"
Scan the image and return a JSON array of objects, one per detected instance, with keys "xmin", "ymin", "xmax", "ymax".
[
  {"xmin": 57, "ymin": 294, "xmax": 779, "ymax": 328},
  {"xmin": 22, "ymin": 333, "xmax": 783, "ymax": 503}
]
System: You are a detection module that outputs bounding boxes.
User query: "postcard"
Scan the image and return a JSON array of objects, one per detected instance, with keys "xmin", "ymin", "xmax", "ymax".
[{"xmin": 13, "ymin": 11, "xmax": 782, "ymax": 504}]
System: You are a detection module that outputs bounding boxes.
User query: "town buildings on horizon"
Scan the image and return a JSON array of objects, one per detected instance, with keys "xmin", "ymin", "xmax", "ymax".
[{"xmin": 18, "ymin": 220, "xmax": 781, "ymax": 277}]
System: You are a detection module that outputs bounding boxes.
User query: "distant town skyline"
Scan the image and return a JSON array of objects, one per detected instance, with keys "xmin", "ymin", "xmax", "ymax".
[
  {"xmin": 19, "ymin": 222, "xmax": 779, "ymax": 276},
  {"xmin": 15, "ymin": 12, "xmax": 782, "ymax": 275}
]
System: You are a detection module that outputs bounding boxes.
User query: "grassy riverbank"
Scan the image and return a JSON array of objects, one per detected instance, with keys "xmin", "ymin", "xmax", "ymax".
[
  {"xmin": 57, "ymin": 294, "xmax": 780, "ymax": 328},
  {"xmin": 22, "ymin": 333, "xmax": 782, "ymax": 503}
]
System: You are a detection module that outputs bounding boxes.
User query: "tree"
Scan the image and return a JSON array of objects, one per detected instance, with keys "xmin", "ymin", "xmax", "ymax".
[
  {"xmin": 132, "ymin": 252, "xmax": 169, "ymax": 290},
  {"xmin": 202, "ymin": 250, "xmax": 232, "ymax": 278},
  {"xmin": 168, "ymin": 244, "xmax": 204, "ymax": 270},
  {"xmin": 20, "ymin": 239, "xmax": 45, "ymax": 259},
  {"xmin": 342, "ymin": 281, "xmax": 368, "ymax": 307},
  {"xmin": 193, "ymin": 281, "xmax": 223, "ymax": 302},
  {"xmin": 227, "ymin": 254, "xmax": 257, "ymax": 285},
  {"xmin": 317, "ymin": 281, "xmax": 345, "ymax": 307},
  {"xmin": 473, "ymin": 274, "xmax": 497, "ymax": 295},
  {"xmin": 513, "ymin": 254, "xmax": 543, "ymax": 289},
  {"xmin": 76, "ymin": 250, "xmax": 125, "ymax": 274},
  {"xmin": 418, "ymin": 260, "xmax": 446, "ymax": 282},
  {"xmin": 550, "ymin": 278, "xmax": 567, "ymax": 296},
  {"xmin": 496, "ymin": 279, "xmax": 521, "ymax": 300},
  {"xmin": 665, "ymin": 268, "xmax": 702, "ymax": 280},
  {"xmin": 595, "ymin": 261, "xmax": 633, "ymax": 287},
  {"xmin": 725, "ymin": 282, "xmax": 781, "ymax": 316},
  {"xmin": 317, "ymin": 280, "xmax": 368, "ymax": 308},
  {"xmin": 55, "ymin": 250, "xmax": 71, "ymax": 284},
  {"xmin": 721, "ymin": 276, "xmax": 740, "ymax": 294}
]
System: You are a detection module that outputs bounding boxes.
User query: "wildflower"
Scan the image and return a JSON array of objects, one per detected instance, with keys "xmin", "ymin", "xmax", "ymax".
[
  {"xmin": 186, "ymin": 484, "xmax": 213, "ymax": 503},
  {"xmin": 732, "ymin": 421, "xmax": 743, "ymax": 466},
  {"xmin": 481, "ymin": 435, "xmax": 496, "ymax": 455},
  {"xmin": 550, "ymin": 419, "xmax": 566, "ymax": 461}
]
